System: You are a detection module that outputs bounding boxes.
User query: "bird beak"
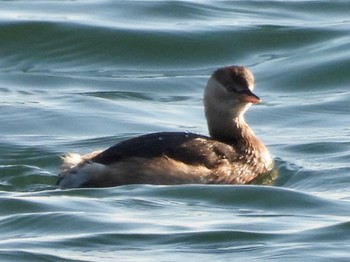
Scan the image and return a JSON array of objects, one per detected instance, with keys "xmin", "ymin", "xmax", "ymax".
[{"xmin": 239, "ymin": 90, "xmax": 261, "ymax": 104}]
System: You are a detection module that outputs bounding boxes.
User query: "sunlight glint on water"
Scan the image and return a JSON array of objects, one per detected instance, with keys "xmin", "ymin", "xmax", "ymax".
[{"xmin": 0, "ymin": 1, "xmax": 350, "ymax": 261}]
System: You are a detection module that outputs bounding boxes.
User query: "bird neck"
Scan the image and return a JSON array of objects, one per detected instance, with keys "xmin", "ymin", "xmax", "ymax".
[
  {"xmin": 207, "ymin": 110, "xmax": 273, "ymax": 175},
  {"xmin": 208, "ymin": 113, "xmax": 253, "ymax": 147}
]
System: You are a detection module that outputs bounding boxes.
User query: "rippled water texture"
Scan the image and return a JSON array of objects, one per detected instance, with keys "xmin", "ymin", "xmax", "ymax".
[{"xmin": 0, "ymin": 1, "xmax": 350, "ymax": 261}]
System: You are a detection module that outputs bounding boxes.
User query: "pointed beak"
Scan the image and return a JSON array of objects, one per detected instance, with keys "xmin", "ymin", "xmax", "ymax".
[{"xmin": 239, "ymin": 90, "xmax": 261, "ymax": 104}]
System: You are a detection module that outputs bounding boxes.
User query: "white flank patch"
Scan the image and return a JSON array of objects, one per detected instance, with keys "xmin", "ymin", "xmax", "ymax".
[
  {"xmin": 59, "ymin": 153, "xmax": 108, "ymax": 189},
  {"xmin": 61, "ymin": 153, "xmax": 84, "ymax": 170}
]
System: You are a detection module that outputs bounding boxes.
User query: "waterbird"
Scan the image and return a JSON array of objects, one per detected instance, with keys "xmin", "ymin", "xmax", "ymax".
[{"xmin": 57, "ymin": 66, "xmax": 274, "ymax": 188}]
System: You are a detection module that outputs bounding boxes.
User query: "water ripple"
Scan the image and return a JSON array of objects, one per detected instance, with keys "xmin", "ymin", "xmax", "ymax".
[{"xmin": 1, "ymin": 0, "xmax": 350, "ymax": 261}]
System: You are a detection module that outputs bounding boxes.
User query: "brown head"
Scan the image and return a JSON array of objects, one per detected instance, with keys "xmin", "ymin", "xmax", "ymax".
[
  {"xmin": 204, "ymin": 66, "xmax": 260, "ymax": 119},
  {"xmin": 203, "ymin": 66, "xmax": 261, "ymax": 142}
]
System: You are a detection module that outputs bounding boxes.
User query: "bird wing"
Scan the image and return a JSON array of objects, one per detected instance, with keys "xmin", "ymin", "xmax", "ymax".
[{"xmin": 91, "ymin": 132, "xmax": 236, "ymax": 168}]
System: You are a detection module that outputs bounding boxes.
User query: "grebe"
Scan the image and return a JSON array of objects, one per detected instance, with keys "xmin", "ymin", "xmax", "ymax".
[{"xmin": 58, "ymin": 66, "xmax": 274, "ymax": 189}]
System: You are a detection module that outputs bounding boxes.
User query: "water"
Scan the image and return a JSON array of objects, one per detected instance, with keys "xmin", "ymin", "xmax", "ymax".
[{"xmin": 0, "ymin": 0, "xmax": 350, "ymax": 261}]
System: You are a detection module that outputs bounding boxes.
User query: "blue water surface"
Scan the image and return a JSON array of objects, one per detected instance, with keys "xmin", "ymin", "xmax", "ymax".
[{"xmin": 0, "ymin": 1, "xmax": 350, "ymax": 261}]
